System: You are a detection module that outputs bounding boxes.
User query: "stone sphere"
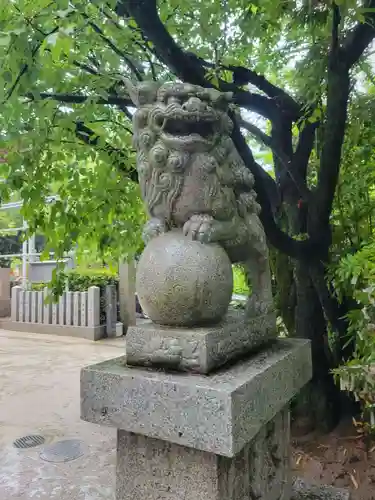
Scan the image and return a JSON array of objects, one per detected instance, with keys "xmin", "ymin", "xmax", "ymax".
[{"xmin": 136, "ymin": 231, "xmax": 233, "ymax": 327}]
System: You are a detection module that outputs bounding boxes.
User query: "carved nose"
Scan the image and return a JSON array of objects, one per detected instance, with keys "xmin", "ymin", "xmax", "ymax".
[{"xmin": 182, "ymin": 97, "xmax": 206, "ymax": 112}]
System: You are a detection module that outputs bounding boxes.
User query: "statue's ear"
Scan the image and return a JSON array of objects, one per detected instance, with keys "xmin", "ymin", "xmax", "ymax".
[{"xmin": 123, "ymin": 78, "xmax": 140, "ymax": 107}]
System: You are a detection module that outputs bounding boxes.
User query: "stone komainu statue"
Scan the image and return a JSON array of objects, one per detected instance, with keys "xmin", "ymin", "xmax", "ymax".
[{"xmin": 125, "ymin": 80, "xmax": 273, "ymax": 319}]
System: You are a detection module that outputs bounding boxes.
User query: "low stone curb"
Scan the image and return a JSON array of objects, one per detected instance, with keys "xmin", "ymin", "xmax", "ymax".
[{"xmin": 292, "ymin": 477, "xmax": 351, "ymax": 500}]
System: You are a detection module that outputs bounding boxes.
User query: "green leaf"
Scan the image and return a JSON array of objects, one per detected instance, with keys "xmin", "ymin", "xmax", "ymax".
[{"xmin": 0, "ymin": 35, "xmax": 10, "ymax": 46}]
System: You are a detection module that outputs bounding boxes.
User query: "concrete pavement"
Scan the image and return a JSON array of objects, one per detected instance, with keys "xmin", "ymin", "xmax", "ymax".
[{"xmin": 0, "ymin": 329, "xmax": 124, "ymax": 500}]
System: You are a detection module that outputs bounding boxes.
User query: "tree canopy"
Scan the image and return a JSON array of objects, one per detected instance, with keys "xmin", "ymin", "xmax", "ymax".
[
  {"xmin": 1, "ymin": 0, "xmax": 375, "ymax": 427},
  {"xmin": 1, "ymin": 1, "xmax": 374, "ymax": 257}
]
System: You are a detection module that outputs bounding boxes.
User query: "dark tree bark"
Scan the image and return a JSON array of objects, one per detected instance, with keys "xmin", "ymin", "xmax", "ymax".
[{"xmin": 294, "ymin": 261, "xmax": 341, "ymax": 432}]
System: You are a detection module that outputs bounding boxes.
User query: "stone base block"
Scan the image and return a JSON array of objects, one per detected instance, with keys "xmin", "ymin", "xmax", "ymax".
[
  {"xmin": 292, "ymin": 478, "xmax": 351, "ymax": 500},
  {"xmin": 1, "ymin": 320, "xmax": 106, "ymax": 341},
  {"xmin": 81, "ymin": 339, "xmax": 311, "ymax": 457},
  {"xmin": 126, "ymin": 309, "xmax": 277, "ymax": 374},
  {"xmin": 116, "ymin": 408, "xmax": 290, "ymax": 500}
]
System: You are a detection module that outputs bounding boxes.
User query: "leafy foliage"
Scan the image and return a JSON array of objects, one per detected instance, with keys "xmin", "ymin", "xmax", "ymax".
[
  {"xmin": 232, "ymin": 265, "xmax": 249, "ymax": 295},
  {"xmin": 332, "ymin": 242, "xmax": 375, "ymax": 431},
  {"xmin": 50, "ymin": 266, "xmax": 118, "ymax": 294}
]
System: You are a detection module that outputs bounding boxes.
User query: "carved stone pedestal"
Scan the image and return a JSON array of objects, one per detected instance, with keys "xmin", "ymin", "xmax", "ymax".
[{"xmin": 81, "ymin": 339, "xmax": 312, "ymax": 500}]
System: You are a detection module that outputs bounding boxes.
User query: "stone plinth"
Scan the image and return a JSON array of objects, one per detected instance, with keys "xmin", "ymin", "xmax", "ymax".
[
  {"xmin": 126, "ymin": 309, "xmax": 277, "ymax": 374},
  {"xmin": 81, "ymin": 339, "xmax": 311, "ymax": 454}
]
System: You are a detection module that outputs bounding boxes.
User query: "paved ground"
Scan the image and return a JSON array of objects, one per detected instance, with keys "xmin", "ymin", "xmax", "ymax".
[{"xmin": 0, "ymin": 329, "xmax": 124, "ymax": 500}]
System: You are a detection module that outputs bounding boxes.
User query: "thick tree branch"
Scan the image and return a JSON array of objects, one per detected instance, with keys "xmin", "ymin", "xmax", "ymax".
[
  {"xmin": 25, "ymin": 91, "xmax": 134, "ymax": 107},
  {"xmin": 119, "ymin": 1, "xmax": 282, "ymax": 121},
  {"xmin": 193, "ymin": 54, "xmax": 302, "ymax": 120},
  {"xmin": 292, "ymin": 122, "xmax": 318, "ymax": 181},
  {"xmin": 73, "ymin": 60, "xmax": 99, "ymax": 76},
  {"xmin": 117, "ymin": 1, "xmax": 207, "ymax": 85},
  {"xmin": 240, "ymin": 119, "xmax": 311, "ymax": 201},
  {"xmin": 81, "ymin": 13, "xmax": 144, "ymax": 81},
  {"xmin": 225, "ymin": 64, "xmax": 301, "ymax": 119},
  {"xmin": 331, "ymin": 3, "xmax": 341, "ymax": 53},
  {"xmin": 100, "ymin": 6, "xmax": 159, "ymax": 81},
  {"xmin": 343, "ymin": 0, "xmax": 375, "ymax": 67},
  {"xmin": 311, "ymin": 7, "xmax": 351, "ymax": 237},
  {"xmin": 230, "ymin": 119, "xmax": 325, "ymax": 259},
  {"xmin": 239, "ymin": 119, "xmax": 273, "ymax": 148}
]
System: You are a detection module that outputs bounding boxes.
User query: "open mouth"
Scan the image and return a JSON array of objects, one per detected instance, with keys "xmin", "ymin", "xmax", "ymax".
[{"xmin": 163, "ymin": 118, "xmax": 214, "ymax": 139}]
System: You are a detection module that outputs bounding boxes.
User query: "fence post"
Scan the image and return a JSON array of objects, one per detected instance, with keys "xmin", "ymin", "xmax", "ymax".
[
  {"xmin": 19, "ymin": 289, "xmax": 25, "ymax": 322},
  {"xmin": 31, "ymin": 291, "xmax": 38, "ymax": 323},
  {"xmin": 24, "ymin": 290, "xmax": 31, "ymax": 322},
  {"xmin": 66, "ymin": 291, "xmax": 73, "ymax": 325},
  {"xmin": 52, "ymin": 299, "xmax": 59, "ymax": 325},
  {"xmin": 11, "ymin": 286, "xmax": 21, "ymax": 322},
  {"xmin": 119, "ymin": 259, "xmax": 136, "ymax": 333},
  {"xmin": 81, "ymin": 291, "xmax": 88, "ymax": 327},
  {"xmin": 88, "ymin": 286, "xmax": 100, "ymax": 327},
  {"xmin": 37, "ymin": 291, "xmax": 44, "ymax": 324},
  {"xmin": 43, "ymin": 287, "xmax": 52, "ymax": 324},
  {"xmin": 58, "ymin": 292, "xmax": 65, "ymax": 325},
  {"xmin": 73, "ymin": 291, "xmax": 81, "ymax": 326},
  {"xmin": 105, "ymin": 285, "xmax": 117, "ymax": 337}
]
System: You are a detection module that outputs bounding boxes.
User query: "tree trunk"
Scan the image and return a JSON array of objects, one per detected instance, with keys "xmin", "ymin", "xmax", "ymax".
[
  {"xmin": 274, "ymin": 196, "xmax": 342, "ymax": 432},
  {"xmin": 272, "ymin": 248, "xmax": 295, "ymax": 334},
  {"xmin": 292, "ymin": 261, "xmax": 341, "ymax": 433}
]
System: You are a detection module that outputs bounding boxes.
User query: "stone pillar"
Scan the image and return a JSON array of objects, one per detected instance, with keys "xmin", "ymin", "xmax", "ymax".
[
  {"xmin": 11, "ymin": 285, "xmax": 21, "ymax": 321},
  {"xmin": 0, "ymin": 268, "xmax": 11, "ymax": 317},
  {"xmin": 87, "ymin": 286, "xmax": 100, "ymax": 327},
  {"xmin": 24, "ymin": 290, "xmax": 31, "ymax": 322},
  {"xmin": 37, "ymin": 291, "xmax": 44, "ymax": 324},
  {"xmin": 58, "ymin": 293, "xmax": 66, "ymax": 325},
  {"xmin": 66, "ymin": 291, "xmax": 73, "ymax": 325},
  {"xmin": 73, "ymin": 291, "xmax": 81, "ymax": 326},
  {"xmin": 81, "ymin": 291, "xmax": 88, "ymax": 327},
  {"xmin": 43, "ymin": 287, "xmax": 51, "ymax": 324},
  {"xmin": 105, "ymin": 285, "xmax": 116, "ymax": 337},
  {"xmin": 51, "ymin": 300, "xmax": 59, "ymax": 325},
  {"xmin": 81, "ymin": 338, "xmax": 312, "ymax": 500},
  {"xmin": 118, "ymin": 259, "xmax": 136, "ymax": 333},
  {"xmin": 31, "ymin": 291, "xmax": 38, "ymax": 323}
]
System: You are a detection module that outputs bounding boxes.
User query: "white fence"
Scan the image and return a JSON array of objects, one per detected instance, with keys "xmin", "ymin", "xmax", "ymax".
[{"xmin": 11, "ymin": 286, "xmax": 101, "ymax": 328}]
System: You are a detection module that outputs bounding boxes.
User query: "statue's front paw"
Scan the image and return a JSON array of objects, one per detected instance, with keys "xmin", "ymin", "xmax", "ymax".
[
  {"xmin": 183, "ymin": 214, "xmax": 215, "ymax": 243},
  {"xmin": 143, "ymin": 218, "xmax": 167, "ymax": 244}
]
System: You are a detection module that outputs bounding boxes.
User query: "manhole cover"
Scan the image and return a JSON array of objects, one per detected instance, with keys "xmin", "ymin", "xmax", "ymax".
[
  {"xmin": 13, "ymin": 435, "xmax": 45, "ymax": 449},
  {"xmin": 40, "ymin": 439, "xmax": 85, "ymax": 463}
]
